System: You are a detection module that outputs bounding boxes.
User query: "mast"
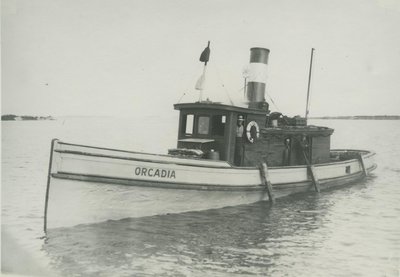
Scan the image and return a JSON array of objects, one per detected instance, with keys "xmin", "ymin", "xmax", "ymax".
[
  {"xmin": 199, "ymin": 65, "xmax": 207, "ymax": 102},
  {"xmin": 305, "ymin": 48, "xmax": 315, "ymax": 122},
  {"xmin": 242, "ymin": 66, "xmax": 250, "ymax": 100},
  {"xmin": 196, "ymin": 41, "xmax": 211, "ymax": 102},
  {"xmin": 244, "ymin": 77, "xmax": 247, "ymax": 99}
]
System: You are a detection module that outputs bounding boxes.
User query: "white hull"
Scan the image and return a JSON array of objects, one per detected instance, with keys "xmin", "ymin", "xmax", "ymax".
[{"xmin": 44, "ymin": 140, "xmax": 376, "ymax": 230}]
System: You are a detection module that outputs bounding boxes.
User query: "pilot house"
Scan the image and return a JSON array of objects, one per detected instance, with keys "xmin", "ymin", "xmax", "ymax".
[{"xmin": 170, "ymin": 47, "xmax": 334, "ymax": 167}]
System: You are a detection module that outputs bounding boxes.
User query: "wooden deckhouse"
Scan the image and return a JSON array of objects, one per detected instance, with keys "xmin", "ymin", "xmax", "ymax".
[{"xmin": 174, "ymin": 102, "xmax": 334, "ymax": 167}]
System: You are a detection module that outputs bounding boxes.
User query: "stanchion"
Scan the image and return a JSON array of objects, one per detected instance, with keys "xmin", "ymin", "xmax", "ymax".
[
  {"xmin": 307, "ymin": 165, "xmax": 320, "ymax": 193},
  {"xmin": 259, "ymin": 162, "xmax": 275, "ymax": 203},
  {"xmin": 302, "ymin": 150, "xmax": 320, "ymax": 193}
]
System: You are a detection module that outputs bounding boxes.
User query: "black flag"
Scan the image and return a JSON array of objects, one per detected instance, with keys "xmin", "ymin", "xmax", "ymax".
[{"xmin": 199, "ymin": 41, "xmax": 211, "ymax": 65}]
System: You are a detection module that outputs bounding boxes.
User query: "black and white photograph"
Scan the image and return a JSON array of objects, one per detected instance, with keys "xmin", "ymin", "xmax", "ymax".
[{"xmin": 2, "ymin": 0, "xmax": 400, "ymax": 276}]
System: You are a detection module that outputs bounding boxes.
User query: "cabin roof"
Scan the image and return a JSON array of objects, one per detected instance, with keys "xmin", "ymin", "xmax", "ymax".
[{"xmin": 174, "ymin": 102, "xmax": 267, "ymax": 115}]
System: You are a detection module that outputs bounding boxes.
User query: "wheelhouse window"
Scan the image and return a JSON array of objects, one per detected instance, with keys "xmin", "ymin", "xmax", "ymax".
[
  {"xmin": 197, "ymin": 116, "xmax": 210, "ymax": 135},
  {"xmin": 211, "ymin": 115, "xmax": 226, "ymax": 136},
  {"xmin": 183, "ymin": 114, "xmax": 194, "ymax": 135}
]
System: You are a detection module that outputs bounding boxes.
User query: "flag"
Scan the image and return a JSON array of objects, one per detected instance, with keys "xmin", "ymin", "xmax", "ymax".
[{"xmin": 199, "ymin": 41, "xmax": 210, "ymax": 65}]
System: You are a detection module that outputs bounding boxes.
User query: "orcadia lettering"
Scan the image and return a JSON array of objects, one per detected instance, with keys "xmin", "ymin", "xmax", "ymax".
[{"xmin": 134, "ymin": 167, "xmax": 176, "ymax": 179}]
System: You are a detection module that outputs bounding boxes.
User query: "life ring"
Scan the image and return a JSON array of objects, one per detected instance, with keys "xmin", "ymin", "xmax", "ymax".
[{"xmin": 246, "ymin": 121, "xmax": 260, "ymax": 143}]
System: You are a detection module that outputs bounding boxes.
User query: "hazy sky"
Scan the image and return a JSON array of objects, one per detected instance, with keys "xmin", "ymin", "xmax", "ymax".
[{"xmin": 2, "ymin": 0, "xmax": 400, "ymax": 117}]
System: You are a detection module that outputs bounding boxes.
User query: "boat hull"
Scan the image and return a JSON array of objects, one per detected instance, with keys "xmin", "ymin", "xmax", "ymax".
[{"xmin": 44, "ymin": 140, "xmax": 376, "ymax": 230}]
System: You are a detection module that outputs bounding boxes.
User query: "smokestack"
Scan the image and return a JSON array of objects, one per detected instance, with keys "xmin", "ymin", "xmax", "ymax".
[{"xmin": 246, "ymin": 47, "xmax": 270, "ymax": 110}]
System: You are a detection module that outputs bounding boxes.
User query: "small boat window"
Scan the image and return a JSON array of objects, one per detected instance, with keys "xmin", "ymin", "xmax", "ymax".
[
  {"xmin": 211, "ymin": 115, "xmax": 226, "ymax": 136},
  {"xmin": 184, "ymin": 114, "xmax": 194, "ymax": 134},
  {"xmin": 198, "ymin": 116, "xmax": 210, "ymax": 135}
]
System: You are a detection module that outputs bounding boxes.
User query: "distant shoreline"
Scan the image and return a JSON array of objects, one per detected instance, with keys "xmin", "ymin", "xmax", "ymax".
[
  {"xmin": 310, "ymin": 115, "xmax": 400, "ymax": 120},
  {"xmin": 2, "ymin": 114, "xmax": 399, "ymax": 121},
  {"xmin": 1, "ymin": 114, "xmax": 54, "ymax": 121}
]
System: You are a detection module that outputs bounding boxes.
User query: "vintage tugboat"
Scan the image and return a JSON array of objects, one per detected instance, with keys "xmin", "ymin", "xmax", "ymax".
[{"xmin": 44, "ymin": 44, "xmax": 376, "ymax": 231}]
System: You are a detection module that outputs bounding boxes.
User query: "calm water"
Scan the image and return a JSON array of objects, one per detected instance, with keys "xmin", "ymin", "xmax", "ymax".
[{"xmin": 2, "ymin": 117, "xmax": 400, "ymax": 276}]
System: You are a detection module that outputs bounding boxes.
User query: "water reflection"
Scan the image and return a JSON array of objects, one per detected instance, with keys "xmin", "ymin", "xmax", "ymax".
[{"xmin": 43, "ymin": 188, "xmax": 346, "ymax": 276}]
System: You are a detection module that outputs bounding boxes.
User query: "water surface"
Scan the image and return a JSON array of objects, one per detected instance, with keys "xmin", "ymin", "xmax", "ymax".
[{"xmin": 2, "ymin": 117, "xmax": 399, "ymax": 276}]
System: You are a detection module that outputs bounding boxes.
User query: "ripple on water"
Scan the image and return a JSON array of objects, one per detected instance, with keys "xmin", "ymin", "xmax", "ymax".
[{"xmin": 2, "ymin": 118, "xmax": 400, "ymax": 276}]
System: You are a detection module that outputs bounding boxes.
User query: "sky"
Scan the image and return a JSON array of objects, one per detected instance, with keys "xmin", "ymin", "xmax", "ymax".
[{"xmin": 2, "ymin": 0, "xmax": 400, "ymax": 117}]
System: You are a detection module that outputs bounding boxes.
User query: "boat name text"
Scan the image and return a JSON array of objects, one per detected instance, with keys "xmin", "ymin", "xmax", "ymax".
[{"xmin": 134, "ymin": 167, "xmax": 176, "ymax": 179}]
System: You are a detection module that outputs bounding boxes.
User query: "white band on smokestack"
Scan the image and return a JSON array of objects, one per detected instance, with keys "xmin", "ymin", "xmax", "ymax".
[{"xmin": 247, "ymin": 63, "xmax": 268, "ymax": 83}]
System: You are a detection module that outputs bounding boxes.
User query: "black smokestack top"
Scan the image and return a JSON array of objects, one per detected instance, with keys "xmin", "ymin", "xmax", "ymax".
[
  {"xmin": 246, "ymin": 47, "xmax": 270, "ymax": 110},
  {"xmin": 250, "ymin": 47, "xmax": 270, "ymax": 64}
]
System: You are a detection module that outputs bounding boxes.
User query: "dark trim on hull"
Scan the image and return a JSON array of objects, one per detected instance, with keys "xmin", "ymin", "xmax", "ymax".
[
  {"xmin": 52, "ymin": 173, "xmax": 265, "ymax": 191},
  {"xmin": 52, "ymin": 164, "xmax": 376, "ymax": 192}
]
